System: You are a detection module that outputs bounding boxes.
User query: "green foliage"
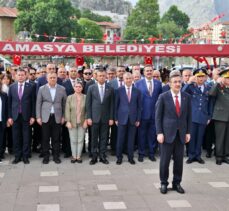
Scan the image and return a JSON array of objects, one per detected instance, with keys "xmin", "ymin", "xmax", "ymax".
[
  {"xmin": 124, "ymin": 0, "xmax": 160, "ymax": 41},
  {"xmin": 160, "ymin": 5, "xmax": 190, "ymax": 33},
  {"xmin": 158, "ymin": 21, "xmax": 183, "ymax": 39},
  {"xmin": 78, "ymin": 18, "xmax": 103, "ymax": 43},
  {"xmin": 15, "ymin": 0, "xmax": 81, "ymax": 41},
  {"xmin": 81, "ymin": 9, "xmax": 113, "ymax": 22}
]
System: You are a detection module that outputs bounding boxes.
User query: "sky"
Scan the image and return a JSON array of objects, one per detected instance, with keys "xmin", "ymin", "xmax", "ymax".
[{"xmin": 129, "ymin": 0, "xmax": 138, "ymax": 6}]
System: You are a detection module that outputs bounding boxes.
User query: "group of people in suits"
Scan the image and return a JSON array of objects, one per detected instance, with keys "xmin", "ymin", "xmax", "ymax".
[{"xmin": 0, "ymin": 62, "xmax": 229, "ymax": 195}]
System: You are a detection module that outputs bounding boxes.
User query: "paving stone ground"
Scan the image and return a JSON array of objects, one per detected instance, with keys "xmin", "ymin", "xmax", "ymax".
[{"xmin": 0, "ymin": 151, "xmax": 229, "ymax": 211}]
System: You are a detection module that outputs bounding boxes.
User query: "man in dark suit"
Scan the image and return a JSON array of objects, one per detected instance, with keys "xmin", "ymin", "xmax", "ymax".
[
  {"xmin": 209, "ymin": 68, "xmax": 229, "ymax": 165},
  {"xmin": 8, "ymin": 68, "xmax": 36, "ymax": 164},
  {"xmin": 107, "ymin": 65, "xmax": 126, "ymax": 155},
  {"xmin": 156, "ymin": 70, "xmax": 192, "ymax": 194},
  {"xmin": 86, "ymin": 68, "xmax": 114, "ymax": 165},
  {"xmin": 0, "ymin": 80, "xmax": 8, "ymax": 161},
  {"xmin": 135, "ymin": 65, "xmax": 162, "ymax": 162},
  {"xmin": 115, "ymin": 72, "xmax": 141, "ymax": 165},
  {"xmin": 36, "ymin": 72, "xmax": 67, "ymax": 164}
]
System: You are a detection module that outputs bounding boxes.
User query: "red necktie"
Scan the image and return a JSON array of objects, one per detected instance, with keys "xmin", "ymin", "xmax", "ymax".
[{"xmin": 175, "ymin": 95, "xmax": 180, "ymax": 116}]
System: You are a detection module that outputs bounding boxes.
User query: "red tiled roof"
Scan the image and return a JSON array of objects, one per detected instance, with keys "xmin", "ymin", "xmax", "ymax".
[
  {"xmin": 96, "ymin": 22, "xmax": 120, "ymax": 29},
  {"xmin": 0, "ymin": 7, "xmax": 17, "ymax": 18}
]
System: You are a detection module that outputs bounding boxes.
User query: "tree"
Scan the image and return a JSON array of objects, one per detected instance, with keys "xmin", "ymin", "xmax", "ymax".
[
  {"xmin": 124, "ymin": 0, "xmax": 160, "ymax": 41},
  {"xmin": 160, "ymin": 5, "xmax": 190, "ymax": 33},
  {"xmin": 15, "ymin": 0, "xmax": 81, "ymax": 41},
  {"xmin": 158, "ymin": 21, "xmax": 183, "ymax": 40},
  {"xmin": 78, "ymin": 18, "xmax": 103, "ymax": 43},
  {"xmin": 81, "ymin": 9, "xmax": 113, "ymax": 22}
]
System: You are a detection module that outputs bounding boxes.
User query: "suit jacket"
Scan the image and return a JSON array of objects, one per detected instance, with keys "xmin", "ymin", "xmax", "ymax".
[
  {"xmin": 182, "ymin": 83, "xmax": 213, "ymax": 125},
  {"xmin": 109, "ymin": 78, "xmax": 119, "ymax": 90},
  {"xmin": 83, "ymin": 79, "xmax": 95, "ymax": 94},
  {"xmin": 155, "ymin": 91, "xmax": 192, "ymax": 144},
  {"xmin": 36, "ymin": 84, "xmax": 67, "ymax": 123},
  {"xmin": 209, "ymin": 83, "xmax": 229, "ymax": 122},
  {"xmin": 65, "ymin": 94, "xmax": 86, "ymax": 127},
  {"xmin": 0, "ymin": 92, "xmax": 8, "ymax": 128},
  {"xmin": 86, "ymin": 83, "xmax": 114, "ymax": 124},
  {"xmin": 135, "ymin": 78, "xmax": 162, "ymax": 120},
  {"xmin": 36, "ymin": 75, "xmax": 63, "ymax": 93},
  {"xmin": 8, "ymin": 82, "xmax": 35, "ymax": 121},
  {"xmin": 62, "ymin": 79, "xmax": 74, "ymax": 96},
  {"xmin": 115, "ymin": 86, "xmax": 141, "ymax": 125}
]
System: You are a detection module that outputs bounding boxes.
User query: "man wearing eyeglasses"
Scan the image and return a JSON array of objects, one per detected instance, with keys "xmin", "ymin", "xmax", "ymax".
[{"xmin": 36, "ymin": 63, "xmax": 63, "ymax": 93}]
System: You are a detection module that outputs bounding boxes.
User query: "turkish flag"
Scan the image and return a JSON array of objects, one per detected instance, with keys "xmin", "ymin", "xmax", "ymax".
[
  {"xmin": 13, "ymin": 55, "xmax": 22, "ymax": 65},
  {"xmin": 144, "ymin": 56, "xmax": 152, "ymax": 65},
  {"xmin": 103, "ymin": 33, "xmax": 107, "ymax": 41},
  {"xmin": 75, "ymin": 56, "xmax": 84, "ymax": 66}
]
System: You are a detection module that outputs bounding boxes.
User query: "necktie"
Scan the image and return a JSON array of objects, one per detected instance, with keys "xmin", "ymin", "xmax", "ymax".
[
  {"xmin": 148, "ymin": 80, "xmax": 152, "ymax": 96},
  {"xmin": 72, "ymin": 80, "xmax": 75, "ymax": 87},
  {"xmin": 18, "ymin": 84, "xmax": 23, "ymax": 100},
  {"xmin": 100, "ymin": 85, "xmax": 104, "ymax": 102},
  {"xmin": 18, "ymin": 84, "xmax": 23, "ymax": 113},
  {"xmin": 127, "ymin": 87, "xmax": 131, "ymax": 102},
  {"xmin": 119, "ymin": 80, "xmax": 123, "ymax": 87},
  {"xmin": 175, "ymin": 95, "xmax": 180, "ymax": 116},
  {"xmin": 198, "ymin": 86, "xmax": 202, "ymax": 93}
]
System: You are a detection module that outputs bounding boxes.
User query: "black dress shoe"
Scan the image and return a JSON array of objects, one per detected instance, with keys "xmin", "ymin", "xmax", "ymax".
[
  {"xmin": 116, "ymin": 159, "xmax": 122, "ymax": 165},
  {"xmin": 99, "ymin": 158, "xmax": 109, "ymax": 164},
  {"xmin": 160, "ymin": 184, "xmax": 167, "ymax": 194},
  {"xmin": 216, "ymin": 160, "xmax": 222, "ymax": 165},
  {"xmin": 186, "ymin": 158, "xmax": 193, "ymax": 164},
  {"xmin": 12, "ymin": 158, "xmax": 21, "ymax": 164},
  {"xmin": 223, "ymin": 158, "xmax": 229, "ymax": 164},
  {"xmin": 76, "ymin": 158, "xmax": 83, "ymax": 163},
  {"xmin": 71, "ymin": 159, "xmax": 77, "ymax": 163},
  {"xmin": 196, "ymin": 158, "xmax": 205, "ymax": 164},
  {"xmin": 149, "ymin": 156, "xmax": 156, "ymax": 162},
  {"xmin": 23, "ymin": 158, "xmax": 30, "ymax": 164},
  {"xmin": 42, "ymin": 158, "xmax": 49, "ymax": 164},
  {"xmin": 54, "ymin": 158, "xmax": 61, "ymax": 164},
  {"xmin": 39, "ymin": 153, "xmax": 44, "ymax": 158},
  {"xmin": 128, "ymin": 159, "xmax": 136, "ymax": 165},
  {"xmin": 89, "ymin": 159, "xmax": 97, "ymax": 165},
  {"xmin": 172, "ymin": 184, "xmax": 185, "ymax": 194},
  {"xmin": 138, "ymin": 157, "xmax": 144, "ymax": 162}
]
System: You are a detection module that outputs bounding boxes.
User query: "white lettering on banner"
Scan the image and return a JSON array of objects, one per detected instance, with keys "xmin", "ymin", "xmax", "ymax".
[
  {"xmin": 83, "ymin": 45, "xmax": 93, "ymax": 52},
  {"xmin": 54, "ymin": 44, "xmax": 66, "ymax": 52},
  {"xmin": 30, "ymin": 44, "xmax": 42, "ymax": 52},
  {"xmin": 16, "ymin": 44, "xmax": 29, "ymax": 52},
  {"xmin": 127, "ymin": 45, "xmax": 138, "ymax": 52},
  {"xmin": 143, "ymin": 45, "xmax": 155, "ymax": 53},
  {"xmin": 65, "ymin": 45, "xmax": 77, "ymax": 52},
  {"xmin": 116, "ymin": 45, "xmax": 126, "ymax": 52},
  {"xmin": 155, "ymin": 45, "xmax": 165, "ymax": 53},
  {"xmin": 95, "ymin": 45, "xmax": 105, "ymax": 52},
  {"xmin": 2, "ymin": 44, "xmax": 14, "ymax": 51},
  {"xmin": 43, "ymin": 44, "xmax": 53, "ymax": 52},
  {"xmin": 106, "ymin": 45, "xmax": 115, "ymax": 53}
]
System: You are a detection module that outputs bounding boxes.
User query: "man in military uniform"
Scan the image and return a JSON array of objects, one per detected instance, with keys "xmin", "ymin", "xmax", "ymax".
[
  {"xmin": 182, "ymin": 68, "xmax": 213, "ymax": 164},
  {"xmin": 209, "ymin": 68, "xmax": 229, "ymax": 165}
]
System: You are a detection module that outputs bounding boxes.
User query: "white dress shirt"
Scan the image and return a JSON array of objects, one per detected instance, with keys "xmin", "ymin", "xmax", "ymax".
[
  {"xmin": 98, "ymin": 83, "xmax": 105, "ymax": 102},
  {"xmin": 171, "ymin": 90, "xmax": 181, "ymax": 106},
  {"xmin": 48, "ymin": 84, "xmax": 57, "ymax": 113},
  {"xmin": 125, "ymin": 85, "xmax": 132, "ymax": 97},
  {"xmin": 145, "ymin": 78, "xmax": 154, "ymax": 93}
]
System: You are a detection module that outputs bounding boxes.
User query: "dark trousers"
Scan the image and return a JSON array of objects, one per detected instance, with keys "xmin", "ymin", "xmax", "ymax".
[
  {"xmin": 203, "ymin": 120, "xmax": 215, "ymax": 153},
  {"xmin": 0, "ymin": 123, "xmax": 4, "ymax": 156},
  {"xmin": 42, "ymin": 115, "xmax": 61, "ymax": 159},
  {"xmin": 3, "ymin": 126, "xmax": 13, "ymax": 153},
  {"xmin": 116, "ymin": 120, "xmax": 136, "ymax": 160},
  {"xmin": 110, "ymin": 124, "xmax": 117, "ymax": 151},
  {"xmin": 214, "ymin": 120, "xmax": 229, "ymax": 160},
  {"xmin": 189, "ymin": 122, "xmax": 206, "ymax": 160},
  {"xmin": 32, "ymin": 122, "xmax": 42, "ymax": 150},
  {"xmin": 160, "ymin": 132, "xmax": 184, "ymax": 186},
  {"xmin": 138, "ymin": 119, "xmax": 157, "ymax": 158},
  {"xmin": 12, "ymin": 114, "xmax": 30, "ymax": 159},
  {"xmin": 61, "ymin": 125, "xmax": 71, "ymax": 156},
  {"xmin": 91, "ymin": 122, "xmax": 109, "ymax": 159}
]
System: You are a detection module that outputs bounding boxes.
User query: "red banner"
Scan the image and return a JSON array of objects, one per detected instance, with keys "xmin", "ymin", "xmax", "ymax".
[{"xmin": 0, "ymin": 41, "xmax": 229, "ymax": 57}]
